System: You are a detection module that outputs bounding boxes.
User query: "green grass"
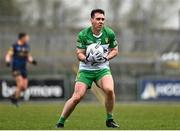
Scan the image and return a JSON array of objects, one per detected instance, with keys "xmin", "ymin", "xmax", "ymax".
[{"xmin": 0, "ymin": 102, "xmax": 180, "ymax": 130}]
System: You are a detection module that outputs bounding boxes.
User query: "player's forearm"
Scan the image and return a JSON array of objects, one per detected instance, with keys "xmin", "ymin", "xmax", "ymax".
[
  {"xmin": 28, "ymin": 55, "xmax": 34, "ymax": 63},
  {"xmin": 5, "ymin": 54, "xmax": 12, "ymax": 63},
  {"xmin": 76, "ymin": 48, "xmax": 86, "ymax": 62},
  {"xmin": 28, "ymin": 54, "xmax": 37, "ymax": 65},
  {"xmin": 5, "ymin": 54, "xmax": 12, "ymax": 67},
  {"xmin": 106, "ymin": 48, "xmax": 118, "ymax": 60},
  {"xmin": 77, "ymin": 53, "xmax": 86, "ymax": 62}
]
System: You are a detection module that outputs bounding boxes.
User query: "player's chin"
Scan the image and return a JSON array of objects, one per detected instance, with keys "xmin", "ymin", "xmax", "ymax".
[{"xmin": 97, "ymin": 26, "xmax": 103, "ymax": 31}]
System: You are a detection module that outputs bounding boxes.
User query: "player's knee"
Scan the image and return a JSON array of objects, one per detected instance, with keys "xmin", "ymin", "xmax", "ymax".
[
  {"xmin": 72, "ymin": 94, "xmax": 82, "ymax": 104},
  {"xmin": 17, "ymin": 82, "xmax": 24, "ymax": 89},
  {"xmin": 18, "ymin": 82, "xmax": 26, "ymax": 91},
  {"xmin": 105, "ymin": 88, "xmax": 114, "ymax": 96},
  {"xmin": 21, "ymin": 86, "xmax": 27, "ymax": 91}
]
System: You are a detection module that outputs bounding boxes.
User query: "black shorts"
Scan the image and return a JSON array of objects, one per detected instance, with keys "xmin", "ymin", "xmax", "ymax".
[{"xmin": 12, "ymin": 69, "xmax": 27, "ymax": 78}]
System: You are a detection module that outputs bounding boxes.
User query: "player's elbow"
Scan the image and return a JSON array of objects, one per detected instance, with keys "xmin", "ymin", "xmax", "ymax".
[
  {"xmin": 76, "ymin": 54, "xmax": 82, "ymax": 61},
  {"xmin": 113, "ymin": 48, "xmax": 119, "ymax": 57},
  {"xmin": 77, "ymin": 52, "xmax": 86, "ymax": 62},
  {"xmin": 72, "ymin": 94, "xmax": 82, "ymax": 104},
  {"xmin": 115, "ymin": 50, "xmax": 119, "ymax": 55}
]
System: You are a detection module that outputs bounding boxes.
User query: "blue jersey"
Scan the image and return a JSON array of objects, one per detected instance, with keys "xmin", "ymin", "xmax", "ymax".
[{"xmin": 10, "ymin": 42, "xmax": 30, "ymax": 71}]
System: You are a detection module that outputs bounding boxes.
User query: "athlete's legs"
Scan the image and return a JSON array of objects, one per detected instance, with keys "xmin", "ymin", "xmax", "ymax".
[
  {"xmin": 14, "ymin": 75, "xmax": 28, "ymax": 98},
  {"xmin": 60, "ymin": 82, "xmax": 87, "ymax": 119},
  {"xmin": 96, "ymin": 75, "xmax": 115, "ymax": 115},
  {"xmin": 96, "ymin": 75, "xmax": 119, "ymax": 128},
  {"xmin": 21, "ymin": 78, "xmax": 28, "ymax": 91},
  {"xmin": 14, "ymin": 75, "xmax": 24, "ymax": 99}
]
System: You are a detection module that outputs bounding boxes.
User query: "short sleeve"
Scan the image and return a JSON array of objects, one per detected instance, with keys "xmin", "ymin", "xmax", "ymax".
[
  {"xmin": 109, "ymin": 31, "xmax": 118, "ymax": 48},
  {"xmin": 8, "ymin": 45, "xmax": 14, "ymax": 54},
  {"xmin": 76, "ymin": 32, "xmax": 86, "ymax": 49}
]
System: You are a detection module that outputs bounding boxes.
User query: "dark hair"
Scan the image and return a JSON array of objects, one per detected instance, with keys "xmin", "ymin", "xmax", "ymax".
[
  {"xmin": 18, "ymin": 32, "xmax": 27, "ymax": 39},
  {"xmin": 91, "ymin": 9, "xmax": 105, "ymax": 18}
]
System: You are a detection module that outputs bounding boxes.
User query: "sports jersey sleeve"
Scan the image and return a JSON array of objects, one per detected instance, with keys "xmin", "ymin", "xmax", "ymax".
[
  {"xmin": 7, "ymin": 45, "xmax": 14, "ymax": 55},
  {"xmin": 77, "ymin": 32, "xmax": 86, "ymax": 49},
  {"xmin": 109, "ymin": 30, "xmax": 118, "ymax": 48}
]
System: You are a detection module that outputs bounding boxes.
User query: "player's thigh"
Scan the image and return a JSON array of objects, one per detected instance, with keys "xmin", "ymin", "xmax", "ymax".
[
  {"xmin": 72, "ymin": 82, "xmax": 88, "ymax": 99},
  {"xmin": 76, "ymin": 70, "xmax": 94, "ymax": 89},
  {"xmin": 96, "ymin": 75, "xmax": 114, "ymax": 94},
  {"xmin": 15, "ymin": 75, "xmax": 24, "ymax": 87}
]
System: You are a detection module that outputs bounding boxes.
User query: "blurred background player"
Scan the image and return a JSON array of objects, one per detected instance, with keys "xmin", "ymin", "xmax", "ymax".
[
  {"xmin": 56, "ymin": 9, "xmax": 119, "ymax": 128},
  {"xmin": 5, "ymin": 32, "xmax": 37, "ymax": 106}
]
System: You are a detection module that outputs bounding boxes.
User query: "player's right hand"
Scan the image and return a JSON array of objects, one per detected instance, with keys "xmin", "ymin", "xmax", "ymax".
[
  {"xmin": 85, "ymin": 52, "xmax": 104, "ymax": 64},
  {"xmin": 85, "ymin": 53, "xmax": 95, "ymax": 63}
]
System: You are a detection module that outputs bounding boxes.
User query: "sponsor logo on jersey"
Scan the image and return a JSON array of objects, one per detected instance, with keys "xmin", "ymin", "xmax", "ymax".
[
  {"xmin": 87, "ymin": 40, "xmax": 94, "ymax": 44},
  {"xmin": 17, "ymin": 47, "xmax": 21, "ymax": 51},
  {"xmin": 105, "ymin": 38, "xmax": 109, "ymax": 44}
]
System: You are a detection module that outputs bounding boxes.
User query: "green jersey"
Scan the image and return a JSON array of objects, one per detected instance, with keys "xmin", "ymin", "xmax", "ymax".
[{"xmin": 77, "ymin": 26, "xmax": 118, "ymax": 70}]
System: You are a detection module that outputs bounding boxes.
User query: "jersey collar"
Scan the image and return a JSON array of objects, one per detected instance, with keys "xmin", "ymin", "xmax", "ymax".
[
  {"xmin": 93, "ymin": 32, "xmax": 102, "ymax": 38},
  {"xmin": 91, "ymin": 26, "xmax": 103, "ymax": 38}
]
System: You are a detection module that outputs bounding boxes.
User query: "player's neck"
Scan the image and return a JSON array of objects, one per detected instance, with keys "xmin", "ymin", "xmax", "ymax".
[
  {"xmin": 17, "ymin": 40, "xmax": 24, "ymax": 45},
  {"xmin": 92, "ymin": 27, "xmax": 101, "ymax": 36}
]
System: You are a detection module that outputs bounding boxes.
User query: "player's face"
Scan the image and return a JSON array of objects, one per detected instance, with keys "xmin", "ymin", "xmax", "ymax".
[
  {"xmin": 21, "ymin": 35, "xmax": 30, "ymax": 44},
  {"xmin": 91, "ymin": 13, "xmax": 105, "ymax": 31}
]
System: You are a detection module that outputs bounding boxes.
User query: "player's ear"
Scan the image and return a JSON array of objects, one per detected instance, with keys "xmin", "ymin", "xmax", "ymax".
[{"xmin": 90, "ymin": 18, "xmax": 93, "ymax": 24}]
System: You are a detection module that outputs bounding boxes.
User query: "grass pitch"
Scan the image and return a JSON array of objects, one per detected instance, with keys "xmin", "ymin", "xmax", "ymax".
[{"xmin": 0, "ymin": 102, "xmax": 180, "ymax": 130}]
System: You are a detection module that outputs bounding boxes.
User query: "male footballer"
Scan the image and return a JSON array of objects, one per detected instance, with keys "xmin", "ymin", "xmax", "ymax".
[
  {"xmin": 5, "ymin": 32, "xmax": 37, "ymax": 106},
  {"xmin": 56, "ymin": 9, "xmax": 119, "ymax": 128}
]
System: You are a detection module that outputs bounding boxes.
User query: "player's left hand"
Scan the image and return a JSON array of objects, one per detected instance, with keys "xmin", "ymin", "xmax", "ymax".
[
  {"xmin": 31, "ymin": 60, "xmax": 37, "ymax": 66},
  {"xmin": 96, "ymin": 56, "xmax": 108, "ymax": 63},
  {"xmin": 91, "ymin": 54, "xmax": 108, "ymax": 66},
  {"xmin": 6, "ymin": 62, "xmax": 10, "ymax": 67},
  {"xmin": 94, "ymin": 53, "xmax": 108, "ymax": 63}
]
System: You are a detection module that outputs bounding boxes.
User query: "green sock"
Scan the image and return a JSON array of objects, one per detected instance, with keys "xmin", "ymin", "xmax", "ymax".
[
  {"xmin": 107, "ymin": 113, "xmax": 113, "ymax": 120},
  {"xmin": 58, "ymin": 116, "xmax": 66, "ymax": 124}
]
